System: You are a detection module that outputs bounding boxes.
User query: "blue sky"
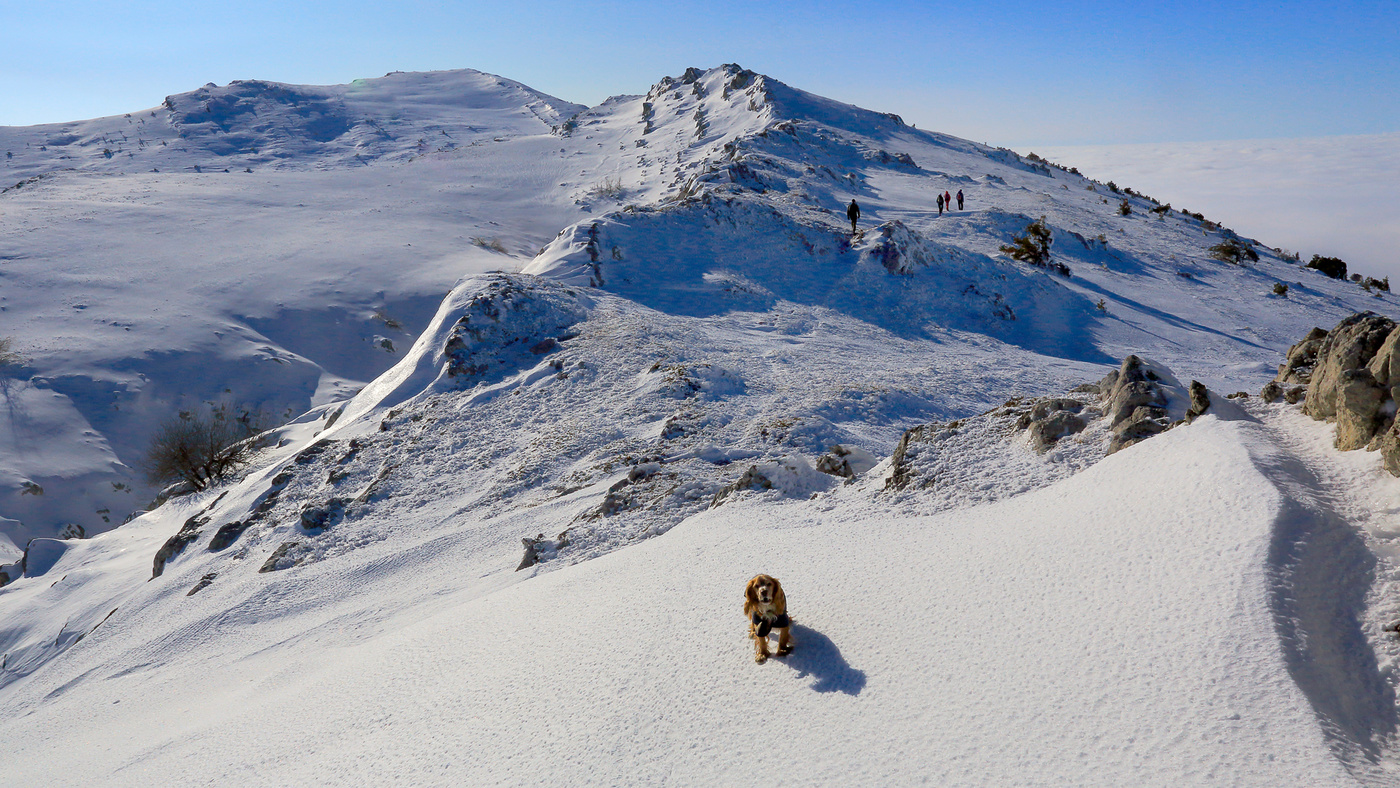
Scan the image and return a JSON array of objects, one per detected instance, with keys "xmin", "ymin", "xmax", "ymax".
[{"xmin": 4, "ymin": 0, "xmax": 1397, "ymax": 146}]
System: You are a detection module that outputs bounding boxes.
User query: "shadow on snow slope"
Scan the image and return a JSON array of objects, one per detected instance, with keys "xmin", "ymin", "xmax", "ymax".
[
  {"xmin": 782, "ymin": 623, "xmax": 867, "ymax": 696},
  {"xmin": 525, "ymin": 196, "xmax": 1112, "ymax": 364},
  {"xmin": 1251, "ymin": 424, "xmax": 1398, "ymax": 780}
]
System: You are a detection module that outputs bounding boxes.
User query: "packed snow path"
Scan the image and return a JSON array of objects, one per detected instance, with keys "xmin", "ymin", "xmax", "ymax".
[{"xmin": 4, "ymin": 410, "xmax": 1400, "ymax": 785}]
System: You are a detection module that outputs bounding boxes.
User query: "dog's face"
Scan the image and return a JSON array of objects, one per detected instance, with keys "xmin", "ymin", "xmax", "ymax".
[{"xmin": 746, "ymin": 574, "xmax": 784, "ymax": 609}]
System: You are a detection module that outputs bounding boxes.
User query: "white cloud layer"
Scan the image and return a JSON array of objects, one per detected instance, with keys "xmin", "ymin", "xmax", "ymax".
[{"xmin": 1038, "ymin": 133, "xmax": 1400, "ymax": 280}]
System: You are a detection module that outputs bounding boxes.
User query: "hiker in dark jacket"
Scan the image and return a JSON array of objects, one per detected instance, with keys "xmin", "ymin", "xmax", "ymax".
[
  {"xmin": 957, "ymin": 189, "xmax": 964, "ymax": 210},
  {"xmin": 847, "ymin": 199, "xmax": 860, "ymax": 232},
  {"xmin": 937, "ymin": 193, "xmax": 944, "ymax": 215}
]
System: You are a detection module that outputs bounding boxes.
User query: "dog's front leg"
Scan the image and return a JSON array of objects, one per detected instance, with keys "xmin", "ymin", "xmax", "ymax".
[
  {"xmin": 753, "ymin": 630, "xmax": 770, "ymax": 663},
  {"xmin": 775, "ymin": 627, "xmax": 792, "ymax": 657}
]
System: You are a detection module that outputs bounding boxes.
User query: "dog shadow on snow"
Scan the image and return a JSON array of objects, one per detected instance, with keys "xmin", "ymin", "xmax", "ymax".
[{"xmin": 780, "ymin": 624, "xmax": 866, "ymax": 696}]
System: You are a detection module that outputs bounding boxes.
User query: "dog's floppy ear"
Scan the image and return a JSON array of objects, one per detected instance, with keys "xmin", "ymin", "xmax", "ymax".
[
  {"xmin": 772, "ymin": 578, "xmax": 786, "ymax": 610},
  {"xmin": 744, "ymin": 576, "xmax": 758, "ymax": 606}
]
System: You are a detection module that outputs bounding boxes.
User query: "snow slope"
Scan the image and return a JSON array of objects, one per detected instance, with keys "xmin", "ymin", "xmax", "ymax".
[
  {"xmin": 0, "ymin": 412, "xmax": 1393, "ymax": 785},
  {"xmin": 3, "ymin": 64, "xmax": 1400, "ymax": 783}
]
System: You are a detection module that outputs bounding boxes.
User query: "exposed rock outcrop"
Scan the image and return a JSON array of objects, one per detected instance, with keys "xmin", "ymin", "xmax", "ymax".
[
  {"xmin": 151, "ymin": 491, "xmax": 228, "ymax": 578},
  {"xmin": 1184, "ymin": 380, "xmax": 1211, "ymax": 424},
  {"xmin": 152, "ymin": 515, "xmax": 207, "ymax": 579},
  {"xmin": 710, "ymin": 465, "xmax": 773, "ymax": 507},
  {"xmin": 1336, "ymin": 369, "xmax": 1385, "ymax": 450},
  {"xmin": 207, "ymin": 520, "xmax": 249, "ymax": 551},
  {"xmin": 1277, "ymin": 327, "xmax": 1329, "ymax": 385},
  {"xmin": 258, "ymin": 541, "xmax": 301, "ymax": 573},
  {"xmin": 1100, "ymin": 355, "xmax": 1170, "ymax": 454},
  {"xmin": 815, "ymin": 444, "xmax": 879, "ymax": 478},
  {"xmin": 1276, "ymin": 313, "xmax": 1400, "ymax": 470},
  {"xmin": 885, "ymin": 354, "xmax": 1206, "ymax": 494},
  {"xmin": 885, "ymin": 425, "xmax": 937, "ymax": 491},
  {"xmin": 186, "ymin": 573, "xmax": 217, "ymax": 596},
  {"xmin": 1025, "ymin": 405, "xmax": 1087, "ymax": 454},
  {"xmin": 1302, "ymin": 312, "xmax": 1395, "ymax": 421},
  {"xmin": 517, "ymin": 530, "xmax": 571, "ymax": 571}
]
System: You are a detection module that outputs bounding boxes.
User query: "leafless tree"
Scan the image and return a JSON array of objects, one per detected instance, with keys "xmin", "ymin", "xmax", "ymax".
[{"xmin": 143, "ymin": 409, "xmax": 268, "ymax": 490}]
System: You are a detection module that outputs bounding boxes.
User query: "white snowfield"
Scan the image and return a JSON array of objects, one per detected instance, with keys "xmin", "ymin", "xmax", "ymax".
[
  {"xmin": 3, "ymin": 64, "xmax": 1400, "ymax": 784},
  {"xmin": 0, "ymin": 412, "xmax": 1395, "ymax": 786}
]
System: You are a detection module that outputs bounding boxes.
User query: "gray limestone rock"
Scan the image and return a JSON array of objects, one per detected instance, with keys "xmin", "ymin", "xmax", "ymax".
[
  {"xmin": 1108, "ymin": 405, "xmax": 1169, "ymax": 454},
  {"xmin": 815, "ymin": 444, "xmax": 878, "ymax": 478},
  {"xmin": 1336, "ymin": 368, "xmax": 1385, "ymax": 450},
  {"xmin": 710, "ymin": 465, "xmax": 773, "ymax": 507},
  {"xmin": 885, "ymin": 425, "xmax": 936, "ymax": 491},
  {"xmin": 1303, "ymin": 312, "xmax": 1395, "ymax": 421},
  {"xmin": 1028, "ymin": 410, "xmax": 1087, "ymax": 453},
  {"xmin": 1184, "ymin": 381, "xmax": 1211, "ymax": 424},
  {"xmin": 1277, "ymin": 326, "xmax": 1329, "ymax": 384}
]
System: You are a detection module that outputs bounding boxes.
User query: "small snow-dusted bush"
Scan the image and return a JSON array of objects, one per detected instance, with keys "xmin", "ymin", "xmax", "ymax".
[
  {"xmin": 0, "ymin": 337, "xmax": 23, "ymax": 372},
  {"xmin": 590, "ymin": 176, "xmax": 625, "ymax": 200},
  {"xmin": 373, "ymin": 308, "xmax": 403, "ymax": 330},
  {"xmin": 1118, "ymin": 200, "xmax": 1131, "ymax": 216},
  {"xmin": 1307, "ymin": 254, "xmax": 1347, "ymax": 279},
  {"xmin": 143, "ymin": 409, "xmax": 269, "ymax": 491},
  {"xmin": 1273, "ymin": 282, "xmax": 1289, "ymax": 297},
  {"xmin": 1365, "ymin": 276, "xmax": 1391, "ymax": 293},
  {"xmin": 470, "ymin": 236, "xmax": 509, "ymax": 254},
  {"xmin": 1208, "ymin": 238, "xmax": 1258, "ymax": 265},
  {"xmin": 1000, "ymin": 219, "xmax": 1070, "ymax": 277}
]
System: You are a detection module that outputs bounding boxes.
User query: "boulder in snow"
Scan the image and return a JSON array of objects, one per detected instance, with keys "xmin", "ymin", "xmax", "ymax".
[
  {"xmin": 815, "ymin": 444, "xmax": 878, "ymax": 479},
  {"xmin": 1302, "ymin": 312, "xmax": 1395, "ymax": 421},
  {"xmin": 710, "ymin": 465, "xmax": 773, "ymax": 507},
  {"xmin": 1276, "ymin": 326, "xmax": 1328, "ymax": 385}
]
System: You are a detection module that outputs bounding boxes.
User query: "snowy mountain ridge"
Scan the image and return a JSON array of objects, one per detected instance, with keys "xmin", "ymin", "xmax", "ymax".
[{"xmin": 3, "ymin": 65, "xmax": 1400, "ymax": 784}]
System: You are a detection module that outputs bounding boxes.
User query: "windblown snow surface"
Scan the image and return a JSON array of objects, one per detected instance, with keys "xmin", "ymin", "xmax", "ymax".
[{"xmin": 4, "ymin": 65, "xmax": 1400, "ymax": 785}]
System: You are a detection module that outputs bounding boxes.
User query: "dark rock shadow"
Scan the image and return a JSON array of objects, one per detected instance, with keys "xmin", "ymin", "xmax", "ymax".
[{"xmin": 778, "ymin": 623, "xmax": 866, "ymax": 695}]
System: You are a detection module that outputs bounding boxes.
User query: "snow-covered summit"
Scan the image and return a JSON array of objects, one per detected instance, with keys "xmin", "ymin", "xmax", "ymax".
[{"xmin": 0, "ymin": 68, "xmax": 582, "ymax": 177}]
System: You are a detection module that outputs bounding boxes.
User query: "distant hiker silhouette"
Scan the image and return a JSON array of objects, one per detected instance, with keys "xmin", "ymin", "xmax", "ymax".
[
  {"xmin": 944, "ymin": 190, "xmax": 952, "ymax": 211},
  {"xmin": 957, "ymin": 189, "xmax": 964, "ymax": 210},
  {"xmin": 847, "ymin": 199, "xmax": 860, "ymax": 233},
  {"xmin": 936, "ymin": 194, "xmax": 944, "ymax": 215}
]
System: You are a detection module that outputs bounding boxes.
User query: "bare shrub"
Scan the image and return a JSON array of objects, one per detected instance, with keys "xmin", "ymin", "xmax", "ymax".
[
  {"xmin": 590, "ymin": 176, "xmax": 625, "ymax": 200},
  {"xmin": 1208, "ymin": 238, "xmax": 1259, "ymax": 265},
  {"xmin": 470, "ymin": 236, "xmax": 509, "ymax": 254},
  {"xmin": 0, "ymin": 337, "xmax": 23, "ymax": 371},
  {"xmin": 143, "ymin": 409, "xmax": 270, "ymax": 491}
]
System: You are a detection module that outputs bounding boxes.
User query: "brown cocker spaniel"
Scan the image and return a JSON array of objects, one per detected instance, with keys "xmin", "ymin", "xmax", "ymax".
[{"xmin": 744, "ymin": 574, "xmax": 793, "ymax": 663}]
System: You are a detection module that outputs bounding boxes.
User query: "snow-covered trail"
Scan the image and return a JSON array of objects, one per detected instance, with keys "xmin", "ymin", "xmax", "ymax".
[
  {"xmin": 2, "ymin": 414, "xmax": 1386, "ymax": 786},
  {"xmin": 1247, "ymin": 404, "xmax": 1400, "ymax": 782}
]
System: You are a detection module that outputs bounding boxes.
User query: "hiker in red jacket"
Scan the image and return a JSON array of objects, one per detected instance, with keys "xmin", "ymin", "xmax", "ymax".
[{"xmin": 945, "ymin": 190, "xmax": 952, "ymax": 211}]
